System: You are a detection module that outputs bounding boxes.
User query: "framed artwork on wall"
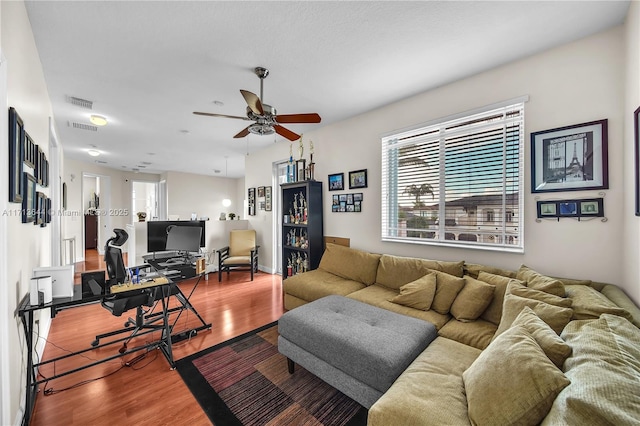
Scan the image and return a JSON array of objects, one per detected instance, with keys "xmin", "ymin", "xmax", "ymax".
[
  {"xmin": 248, "ymin": 187, "xmax": 256, "ymax": 216},
  {"xmin": 22, "ymin": 173, "xmax": 37, "ymax": 223},
  {"xmin": 328, "ymin": 173, "xmax": 344, "ymax": 191},
  {"xmin": 9, "ymin": 107, "xmax": 24, "ymax": 203},
  {"xmin": 24, "ymin": 132, "xmax": 36, "ymax": 169},
  {"xmin": 536, "ymin": 197, "xmax": 604, "ymax": 220},
  {"xmin": 531, "ymin": 119, "xmax": 609, "ymax": 193},
  {"xmin": 265, "ymin": 186, "xmax": 272, "ymax": 211},
  {"xmin": 635, "ymin": 106, "xmax": 640, "ymax": 216},
  {"xmin": 349, "ymin": 169, "xmax": 368, "ymax": 189}
]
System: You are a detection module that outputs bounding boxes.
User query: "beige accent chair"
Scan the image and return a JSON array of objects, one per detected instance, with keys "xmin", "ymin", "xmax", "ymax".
[{"xmin": 217, "ymin": 230, "xmax": 260, "ymax": 282}]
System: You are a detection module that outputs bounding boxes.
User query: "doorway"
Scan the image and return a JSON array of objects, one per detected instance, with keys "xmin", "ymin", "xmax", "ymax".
[
  {"xmin": 82, "ymin": 173, "xmax": 111, "ymax": 256},
  {"xmin": 131, "ymin": 181, "xmax": 158, "ymax": 223},
  {"xmin": 273, "ymin": 160, "xmax": 289, "ymax": 275}
]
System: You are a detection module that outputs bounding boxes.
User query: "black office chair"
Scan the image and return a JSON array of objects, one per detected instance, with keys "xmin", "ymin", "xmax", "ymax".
[{"xmin": 91, "ymin": 229, "xmax": 159, "ymax": 350}]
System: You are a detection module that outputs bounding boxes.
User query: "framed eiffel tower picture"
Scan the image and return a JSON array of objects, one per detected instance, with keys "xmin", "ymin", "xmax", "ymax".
[{"xmin": 531, "ymin": 119, "xmax": 609, "ymax": 193}]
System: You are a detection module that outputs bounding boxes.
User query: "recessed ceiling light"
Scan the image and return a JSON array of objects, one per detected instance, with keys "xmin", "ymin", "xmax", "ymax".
[
  {"xmin": 87, "ymin": 149, "xmax": 100, "ymax": 157},
  {"xmin": 89, "ymin": 115, "xmax": 108, "ymax": 126}
]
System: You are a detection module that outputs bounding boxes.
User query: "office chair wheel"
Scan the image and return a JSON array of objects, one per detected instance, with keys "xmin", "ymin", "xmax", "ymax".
[
  {"xmin": 91, "ymin": 339, "xmax": 99, "ymax": 347},
  {"xmin": 124, "ymin": 321, "xmax": 131, "ymax": 327}
]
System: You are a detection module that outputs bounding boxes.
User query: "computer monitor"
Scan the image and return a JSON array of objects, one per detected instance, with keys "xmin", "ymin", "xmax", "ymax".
[
  {"xmin": 147, "ymin": 220, "xmax": 206, "ymax": 253},
  {"xmin": 165, "ymin": 226, "xmax": 202, "ymax": 255}
]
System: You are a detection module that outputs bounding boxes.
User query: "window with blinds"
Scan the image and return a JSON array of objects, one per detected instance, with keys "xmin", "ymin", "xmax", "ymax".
[{"xmin": 381, "ymin": 100, "xmax": 525, "ymax": 251}]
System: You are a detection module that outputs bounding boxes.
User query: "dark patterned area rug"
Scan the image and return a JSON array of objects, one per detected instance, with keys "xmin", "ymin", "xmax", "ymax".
[{"xmin": 175, "ymin": 322, "xmax": 367, "ymax": 426}]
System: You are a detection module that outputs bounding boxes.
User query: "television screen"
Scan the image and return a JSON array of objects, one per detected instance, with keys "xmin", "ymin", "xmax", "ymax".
[
  {"xmin": 147, "ymin": 220, "xmax": 206, "ymax": 252},
  {"xmin": 165, "ymin": 226, "xmax": 202, "ymax": 253}
]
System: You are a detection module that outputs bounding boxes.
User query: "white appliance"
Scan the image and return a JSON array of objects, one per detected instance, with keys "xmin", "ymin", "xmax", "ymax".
[{"xmin": 33, "ymin": 265, "xmax": 75, "ymax": 298}]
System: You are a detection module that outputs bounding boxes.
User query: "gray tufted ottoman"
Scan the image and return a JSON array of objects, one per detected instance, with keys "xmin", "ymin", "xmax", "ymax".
[{"xmin": 278, "ymin": 295, "xmax": 437, "ymax": 408}]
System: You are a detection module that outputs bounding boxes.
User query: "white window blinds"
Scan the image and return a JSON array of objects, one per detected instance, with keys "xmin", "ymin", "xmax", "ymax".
[{"xmin": 381, "ymin": 100, "xmax": 525, "ymax": 251}]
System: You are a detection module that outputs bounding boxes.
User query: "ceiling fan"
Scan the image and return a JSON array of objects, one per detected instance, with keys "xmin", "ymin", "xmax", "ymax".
[{"xmin": 194, "ymin": 67, "xmax": 321, "ymax": 142}]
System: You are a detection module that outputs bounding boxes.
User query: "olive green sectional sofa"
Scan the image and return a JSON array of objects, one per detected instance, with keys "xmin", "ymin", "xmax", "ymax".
[{"xmin": 282, "ymin": 243, "xmax": 640, "ymax": 425}]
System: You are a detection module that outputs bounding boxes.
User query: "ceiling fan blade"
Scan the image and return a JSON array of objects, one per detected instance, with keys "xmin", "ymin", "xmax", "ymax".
[
  {"xmin": 274, "ymin": 125, "xmax": 301, "ymax": 141},
  {"xmin": 233, "ymin": 127, "xmax": 251, "ymax": 139},
  {"xmin": 275, "ymin": 113, "xmax": 322, "ymax": 124},
  {"xmin": 193, "ymin": 111, "xmax": 250, "ymax": 121},
  {"xmin": 240, "ymin": 90, "xmax": 264, "ymax": 115}
]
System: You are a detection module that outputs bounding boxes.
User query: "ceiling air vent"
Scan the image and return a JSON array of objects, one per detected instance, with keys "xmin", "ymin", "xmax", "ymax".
[
  {"xmin": 66, "ymin": 96, "xmax": 93, "ymax": 109},
  {"xmin": 68, "ymin": 121, "xmax": 98, "ymax": 132}
]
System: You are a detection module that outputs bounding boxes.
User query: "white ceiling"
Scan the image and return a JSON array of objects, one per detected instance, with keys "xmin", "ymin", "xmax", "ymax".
[{"xmin": 24, "ymin": 1, "xmax": 629, "ymax": 178}]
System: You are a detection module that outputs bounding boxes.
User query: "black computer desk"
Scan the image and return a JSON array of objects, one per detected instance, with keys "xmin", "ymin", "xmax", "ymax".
[
  {"xmin": 143, "ymin": 254, "xmax": 212, "ymax": 343},
  {"xmin": 17, "ymin": 277, "xmax": 175, "ymax": 426}
]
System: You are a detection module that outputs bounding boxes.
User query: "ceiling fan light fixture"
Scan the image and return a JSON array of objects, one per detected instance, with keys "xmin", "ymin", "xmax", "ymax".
[
  {"xmin": 89, "ymin": 114, "xmax": 108, "ymax": 126},
  {"xmin": 248, "ymin": 123, "xmax": 275, "ymax": 136}
]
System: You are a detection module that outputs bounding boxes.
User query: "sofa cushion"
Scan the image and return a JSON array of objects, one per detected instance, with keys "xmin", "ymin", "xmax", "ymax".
[
  {"xmin": 517, "ymin": 264, "xmax": 566, "ymax": 297},
  {"xmin": 450, "ymin": 276, "xmax": 495, "ymax": 322},
  {"xmin": 375, "ymin": 254, "xmax": 464, "ymax": 291},
  {"xmin": 347, "ymin": 285, "xmax": 451, "ymax": 330},
  {"xmin": 389, "ymin": 272, "xmax": 436, "ymax": 311},
  {"xmin": 600, "ymin": 284, "xmax": 640, "ymax": 328},
  {"xmin": 283, "ymin": 269, "xmax": 366, "ymax": 302},
  {"xmin": 476, "ymin": 272, "xmax": 524, "ymax": 325},
  {"xmin": 368, "ymin": 337, "xmax": 480, "ymax": 426},
  {"xmin": 318, "ymin": 243, "xmax": 381, "ymax": 285},
  {"xmin": 565, "ymin": 284, "xmax": 633, "ymax": 322},
  {"xmin": 542, "ymin": 315, "xmax": 640, "ymax": 426},
  {"xmin": 438, "ymin": 318, "xmax": 497, "ymax": 350},
  {"xmin": 511, "ymin": 306, "xmax": 572, "ymax": 368},
  {"xmin": 463, "ymin": 326, "xmax": 570, "ymax": 426},
  {"xmin": 464, "ymin": 263, "xmax": 516, "ymax": 280},
  {"xmin": 493, "ymin": 292, "xmax": 573, "ymax": 339},
  {"xmin": 431, "ymin": 271, "xmax": 466, "ymax": 315}
]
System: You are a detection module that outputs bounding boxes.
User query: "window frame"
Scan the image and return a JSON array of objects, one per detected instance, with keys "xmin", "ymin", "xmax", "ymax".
[{"xmin": 381, "ymin": 96, "xmax": 527, "ymax": 253}]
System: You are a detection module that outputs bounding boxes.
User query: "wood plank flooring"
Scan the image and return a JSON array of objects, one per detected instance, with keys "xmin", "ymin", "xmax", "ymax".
[{"xmin": 29, "ymin": 250, "xmax": 284, "ymax": 425}]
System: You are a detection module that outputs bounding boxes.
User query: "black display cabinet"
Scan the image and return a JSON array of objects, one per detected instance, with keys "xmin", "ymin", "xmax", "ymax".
[{"xmin": 281, "ymin": 181, "xmax": 324, "ymax": 280}]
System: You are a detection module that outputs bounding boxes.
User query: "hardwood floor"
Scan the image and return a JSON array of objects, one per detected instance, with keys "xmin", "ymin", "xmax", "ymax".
[{"xmin": 29, "ymin": 250, "xmax": 284, "ymax": 425}]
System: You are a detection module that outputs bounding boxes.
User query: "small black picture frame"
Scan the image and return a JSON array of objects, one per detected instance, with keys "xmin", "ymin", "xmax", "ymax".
[
  {"xmin": 634, "ymin": 106, "xmax": 640, "ymax": 216},
  {"xmin": 23, "ymin": 131, "xmax": 35, "ymax": 169},
  {"xmin": 35, "ymin": 192, "xmax": 45, "ymax": 225},
  {"xmin": 9, "ymin": 107, "xmax": 24, "ymax": 203},
  {"xmin": 349, "ymin": 169, "xmax": 368, "ymax": 189},
  {"xmin": 257, "ymin": 186, "xmax": 265, "ymax": 198},
  {"xmin": 328, "ymin": 173, "xmax": 344, "ymax": 191},
  {"xmin": 265, "ymin": 186, "xmax": 272, "ymax": 211},
  {"xmin": 22, "ymin": 173, "xmax": 37, "ymax": 223}
]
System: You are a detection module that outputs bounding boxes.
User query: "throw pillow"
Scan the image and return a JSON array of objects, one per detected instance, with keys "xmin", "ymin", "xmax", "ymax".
[
  {"xmin": 511, "ymin": 306, "xmax": 572, "ymax": 368},
  {"xmin": 430, "ymin": 271, "xmax": 466, "ymax": 315},
  {"xmin": 493, "ymin": 293, "xmax": 573, "ymax": 340},
  {"xmin": 318, "ymin": 243, "xmax": 381, "ymax": 285},
  {"xmin": 464, "ymin": 263, "xmax": 517, "ymax": 280},
  {"xmin": 544, "ymin": 314, "xmax": 640, "ymax": 425},
  {"xmin": 463, "ymin": 325, "xmax": 570, "ymax": 426},
  {"xmin": 517, "ymin": 264, "xmax": 566, "ymax": 297},
  {"xmin": 389, "ymin": 272, "xmax": 437, "ymax": 311},
  {"xmin": 565, "ymin": 284, "xmax": 633, "ymax": 322},
  {"xmin": 450, "ymin": 276, "xmax": 495, "ymax": 322},
  {"xmin": 477, "ymin": 272, "xmax": 524, "ymax": 325},
  {"xmin": 507, "ymin": 280, "xmax": 572, "ymax": 308}
]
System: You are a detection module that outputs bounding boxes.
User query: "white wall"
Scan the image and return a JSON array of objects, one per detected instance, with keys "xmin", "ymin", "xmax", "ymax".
[
  {"xmin": 1, "ymin": 1, "xmax": 55, "ymax": 423},
  {"xmin": 623, "ymin": 1, "xmax": 640, "ymax": 304},
  {"xmin": 247, "ymin": 26, "xmax": 632, "ymax": 298},
  {"xmin": 165, "ymin": 170, "xmax": 241, "ymax": 221}
]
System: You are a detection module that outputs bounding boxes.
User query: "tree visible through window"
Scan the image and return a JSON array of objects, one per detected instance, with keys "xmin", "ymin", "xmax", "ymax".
[{"xmin": 381, "ymin": 100, "xmax": 525, "ymax": 251}]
